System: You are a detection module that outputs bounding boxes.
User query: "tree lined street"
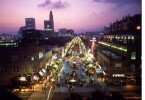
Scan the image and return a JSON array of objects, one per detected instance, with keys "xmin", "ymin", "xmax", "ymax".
[{"xmin": 27, "ymin": 37, "xmax": 141, "ymax": 100}]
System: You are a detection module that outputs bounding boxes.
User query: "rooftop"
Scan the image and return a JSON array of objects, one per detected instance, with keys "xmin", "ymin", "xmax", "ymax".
[{"xmin": 102, "ymin": 51, "xmax": 121, "ymax": 59}]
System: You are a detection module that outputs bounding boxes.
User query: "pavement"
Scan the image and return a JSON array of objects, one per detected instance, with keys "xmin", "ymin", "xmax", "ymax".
[
  {"xmin": 28, "ymin": 82, "xmax": 50, "ymax": 100},
  {"xmin": 28, "ymin": 90, "xmax": 48, "ymax": 100},
  {"xmin": 16, "ymin": 92, "xmax": 33, "ymax": 100},
  {"xmin": 51, "ymin": 92, "xmax": 70, "ymax": 100}
]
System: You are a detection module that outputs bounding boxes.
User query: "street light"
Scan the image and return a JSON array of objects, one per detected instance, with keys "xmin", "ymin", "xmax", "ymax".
[
  {"xmin": 31, "ymin": 56, "xmax": 35, "ymax": 91},
  {"xmin": 136, "ymin": 26, "xmax": 141, "ymax": 30},
  {"xmin": 31, "ymin": 56, "xmax": 36, "ymax": 74}
]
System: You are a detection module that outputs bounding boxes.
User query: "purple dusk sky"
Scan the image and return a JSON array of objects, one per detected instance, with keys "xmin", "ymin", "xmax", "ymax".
[{"xmin": 0, "ymin": 0, "xmax": 141, "ymax": 34}]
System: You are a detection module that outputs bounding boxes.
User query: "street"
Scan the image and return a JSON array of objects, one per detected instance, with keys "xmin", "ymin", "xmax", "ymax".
[{"xmin": 27, "ymin": 37, "xmax": 141, "ymax": 100}]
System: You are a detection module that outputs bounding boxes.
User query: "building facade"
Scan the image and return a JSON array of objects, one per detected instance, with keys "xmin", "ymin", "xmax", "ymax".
[
  {"xmin": 49, "ymin": 11, "xmax": 54, "ymax": 32},
  {"xmin": 25, "ymin": 18, "xmax": 36, "ymax": 29},
  {"xmin": 0, "ymin": 45, "xmax": 45, "ymax": 86},
  {"xmin": 44, "ymin": 11, "xmax": 54, "ymax": 38},
  {"xmin": 0, "ymin": 33, "xmax": 18, "ymax": 47},
  {"xmin": 58, "ymin": 28, "xmax": 74, "ymax": 37},
  {"xmin": 22, "ymin": 29, "xmax": 44, "ymax": 40},
  {"xmin": 96, "ymin": 14, "xmax": 141, "ymax": 85}
]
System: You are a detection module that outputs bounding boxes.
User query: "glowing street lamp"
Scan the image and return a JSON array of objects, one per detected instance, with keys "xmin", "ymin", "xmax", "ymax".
[
  {"xmin": 136, "ymin": 26, "xmax": 141, "ymax": 30},
  {"xmin": 31, "ymin": 56, "xmax": 36, "ymax": 74}
]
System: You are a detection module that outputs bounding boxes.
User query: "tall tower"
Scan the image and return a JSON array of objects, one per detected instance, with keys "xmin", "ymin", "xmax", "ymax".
[
  {"xmin": 25, "ymin": 18, "xmax": 36, "ymax": 29},
  {"xmin": 44, "ymin": 11, "xmax": 54, "ymax": 38},
  {"xmin": 49, "ymin": 11, "xmax": 54, "ymax": 32}
]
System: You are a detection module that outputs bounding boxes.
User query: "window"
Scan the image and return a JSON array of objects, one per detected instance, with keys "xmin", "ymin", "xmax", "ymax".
[
  {"xmin": 27, "ymin": 56, "xmax": 31, "ymax": 62},
  {"xmin": 124, "ymin": 37, "xmax": 127, "ymax": 44},
  {"xmin": 12, "ymin": 55, "xmax": 19, "ymax": 61},
  {"xmin": 23, "ymin": 56, "xmax": 27, "ymax": 61},
  {"xmin": 47, "ymin": 25, "xmax": 49, "ymax": 28},
  {"xmin": 0, "ymin": 67, "xmax": 3, "ymax": 72},
  {"xmin": 13, "ymin": 67, "xmax": 15, "ymax": 72},
  {"xmin": 4, "ymin": 67, "xmax": 6, "ymax": 72},
  {"xmin": 17, "ymin": 67, "xmax": 19, "ymax": 72},
  {"xmin": 25, "ymin": 67, "xmax": 27, "ymax": 72},
  {"xmin": 131, "ymin": 52, "xmax": 136, "ymax": 60},
  {"xmin": 0, "ymin": 66, "xmax": 7, "ymax": 72},
  {"xmin": 131, "ymin": 64, "xmax": 135, "ymax": 71},
  {"xmin": 115, "ymin": 63, "xmax": 122, "ymax": 68}
]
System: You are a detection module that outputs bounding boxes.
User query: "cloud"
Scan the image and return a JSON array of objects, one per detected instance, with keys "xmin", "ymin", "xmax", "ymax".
[
  {"xmin": 38, "ymin": 0, "xmax": 51, "ymax": 7},
  {"xmin": 53, "ymin": 1, "xmax": 70, "ymax": 9},
  {"xmin": 93, "ymin": 0, "xmax": 141, "ymax": 7},
  {"xmin": 38, "ymin": 0, "xmax": 70, "ymax": 9}
]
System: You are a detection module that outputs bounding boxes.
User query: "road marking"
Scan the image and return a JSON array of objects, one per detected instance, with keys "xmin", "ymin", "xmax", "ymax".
[{"xmin": 47, "ymin": 86, "xmax": 53, "ymax": 100}]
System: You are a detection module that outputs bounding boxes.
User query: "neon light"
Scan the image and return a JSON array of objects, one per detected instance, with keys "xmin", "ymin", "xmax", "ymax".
[{"xmin": 98, "ymin": 41, "xmax": 127, "ymax": 52}]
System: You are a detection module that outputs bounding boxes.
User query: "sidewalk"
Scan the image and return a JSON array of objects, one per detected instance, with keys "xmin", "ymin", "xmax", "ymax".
[
  {"xmin": 28, "ymin": 84, "xmax": 49, "ymax": 100},
  {"xmin": 28, "ymin": 90, "xmax": 48, "ymax": 100}
]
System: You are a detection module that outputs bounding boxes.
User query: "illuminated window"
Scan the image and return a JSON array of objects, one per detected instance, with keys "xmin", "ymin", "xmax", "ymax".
[
  {"xmin": 128, "ymin": 36, "xmax": 131, "ymax": 39},
  {"xmin": 131, "ymin": 52, "xmax": 136, "ymax": 60},
  {"xmin": 131, "ymin": 36, "xmax": 134, "ymax": 40},
  {"xmin": 47, "ymin": 25, "xmax": 49, "ymax": 28}
]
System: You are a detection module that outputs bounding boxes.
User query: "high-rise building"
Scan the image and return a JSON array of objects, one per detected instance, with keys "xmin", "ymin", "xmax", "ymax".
[
  {"xmin": 44, "ymin": 20, "xmax": 50, "ymax": 31},
  {"xmin": 44, "ymin": 11, "xmax": 54, "ymax": 32},
  {"xmin": 49, "ymin": 11, "xmax": 54, "ymax": 32},
  {"xmin": 44, "ymin": 11, "xmax": 54, "ymax": 38},
  {"xmin": 25, "ymin": 18, "xmax": 36, "ymax": 29}
]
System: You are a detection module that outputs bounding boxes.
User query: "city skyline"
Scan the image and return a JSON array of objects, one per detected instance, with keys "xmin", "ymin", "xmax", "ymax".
[{"xmin": 0, "ymin": 0, "xmax": 141, "ymax": 34}]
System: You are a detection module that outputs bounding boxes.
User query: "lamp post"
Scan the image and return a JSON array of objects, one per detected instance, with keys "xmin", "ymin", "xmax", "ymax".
[
  {"xmin": 31, "ymin": 56, "xmax": 36, "ymax": 74},
  {"xmin": 31, "ymin": 56, "xmax": 35, "ymax": 91}
]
